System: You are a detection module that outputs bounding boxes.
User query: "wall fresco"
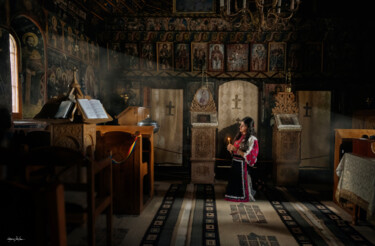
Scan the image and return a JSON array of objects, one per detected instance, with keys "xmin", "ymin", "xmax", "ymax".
[
  {"xmin": 0, "ymin": 28, "xmax": 11, "ymax": 111},
  {"xmin": 12, "ymin": 16, "xmax": 46, "ymax": 119}
]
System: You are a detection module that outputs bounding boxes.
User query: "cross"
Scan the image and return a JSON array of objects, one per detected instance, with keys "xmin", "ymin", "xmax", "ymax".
[
  {"xmin": 303, "ymin": 102, "xmax": 312, "ymax": 117},
  {"xmin": 166, "ymin": 101, "xmax": 175, "ymax": 116},
  {"xmin": 232, "ymin": 95, "xmax": 241, "ymax": 109}
]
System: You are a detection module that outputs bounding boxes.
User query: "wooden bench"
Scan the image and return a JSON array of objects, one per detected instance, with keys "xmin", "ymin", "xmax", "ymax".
[{"xmin": 96, "ymin": 125, "xmax": 154, "ymax": 214}]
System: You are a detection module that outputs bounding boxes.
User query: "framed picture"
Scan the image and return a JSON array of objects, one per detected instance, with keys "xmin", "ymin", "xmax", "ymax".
[
  {"xmin": 268, "ymin": 42, "xmax": 286, "ymax": 72},
  {"xmin": 191, "ymin": 42, "xmax": 208, "ymax": 72},
  {"xmin": 124, "ymin": 43, "xmax": 139, "ymax": 70},
  {"xmin": 208, "ymin": 44, "xmax": 225, "ymax": 72},
  {"xmin": 173, "ymin": 0, "xmax": 215, "ymax": 14},
  {"xmin": 157, "ymin": 42, "xmax": 173, "ymax": 71},
  {"xmin": 303, "ymin": 42, "xmax": 323, "ymax": 72},
  {"xmin": 140, "ymin": 43, "xmax": 156, "ymax": 70},
  {"xmin": 195, "ymin": 87, "xmax": 210, "ymax": 106},
  {"xmin": 226, "ymin": 44, "xmax": 249, "ymax": 72},
  {"xmin": 174, "ymin": 43, "xmax": 190, "ymax": 71},
  {"xmin": 250, "ymin": 43, "xmax": 267, "ymax": 72},
  {"xmin": 287, "ymin": 43, "xmax": 303, "ymax": 71}
]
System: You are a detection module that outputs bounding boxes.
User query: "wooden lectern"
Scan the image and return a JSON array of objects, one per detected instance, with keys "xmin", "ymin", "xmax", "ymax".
[
  {"xmin": 271, "ymin": 92, "xmax": 302, "ymax": 186},
  {"xmin": 190, "ymin": 86, "xmax": 218, "ymax": 184}
]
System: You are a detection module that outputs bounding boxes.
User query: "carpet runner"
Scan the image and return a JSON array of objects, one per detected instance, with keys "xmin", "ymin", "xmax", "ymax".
[
  {"xmin": 68, "ymin": 182, "xmax": 375, "ymax": 245},
  {"xmin": 140, "ymin": 183, "xmax": 220, "ymax": 246}
]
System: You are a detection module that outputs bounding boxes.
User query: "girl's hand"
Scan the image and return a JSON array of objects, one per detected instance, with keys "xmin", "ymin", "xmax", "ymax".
[{"xmin": 227, "ymin": 144, "xmax": 236, "ymax": 152}]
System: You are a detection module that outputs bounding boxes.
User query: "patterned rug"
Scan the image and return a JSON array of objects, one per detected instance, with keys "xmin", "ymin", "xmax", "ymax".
[
  {"xmin": 140, "ymin": 183, "xmax": 220, "ymax": 246},
  {"xmin": 67, "ymin": 181, "xmax": 375, "ymax": 246},
  {"xmin": 216, "ymin": 181, "xmax": 375, "ymax": 246}
]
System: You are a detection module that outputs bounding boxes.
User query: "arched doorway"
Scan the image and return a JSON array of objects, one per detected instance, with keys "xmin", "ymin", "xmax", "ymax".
[{"xmin": 217, "ymin": 80, "xmax": 259, "ymax": 163}]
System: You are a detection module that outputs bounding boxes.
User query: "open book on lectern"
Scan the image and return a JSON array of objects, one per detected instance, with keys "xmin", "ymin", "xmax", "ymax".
[{"xmin": 77, "ymin": 98, "xmax": 109, "ymax": 119}]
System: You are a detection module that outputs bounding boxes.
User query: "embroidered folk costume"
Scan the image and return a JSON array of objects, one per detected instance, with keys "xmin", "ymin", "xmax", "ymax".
[{"xmin": 225, "ymin": 134, "xmax": 259, "ymax": 202}]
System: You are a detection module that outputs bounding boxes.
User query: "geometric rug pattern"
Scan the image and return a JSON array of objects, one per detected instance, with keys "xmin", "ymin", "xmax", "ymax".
[
  {"xmin": 68, "ymin": 181, "xmax": 375, "ymax": 246},
  {"xmin": 140, "ymin": 183, "xmax": 187, "ymax": 245},
  {"xmin": 190, "ymin": 184, "xmax": 220, "ymax": 246},
  {"xmin": 140, "ymin": 183, "xmax": 220, "ymax": 246},
  {"xmin": 237, "ymin": 233, "xmax": 280, "ymax": 246},
  {"xmin": 230, "ymin": 204, "xmax": 267, "ymax": 224},
  {"xmin": 265, "ymin": 186, "xmax": 375, "ymax": 246}
]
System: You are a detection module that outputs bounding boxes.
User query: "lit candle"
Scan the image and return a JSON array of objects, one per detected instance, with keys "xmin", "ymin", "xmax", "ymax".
[
  {"xmin": 278, "ymin": 0, "xmax": 282, "ymax": 7},
  {"xmin": 227, "ymin": 137, "xmax": 231, "ymax": 144}
]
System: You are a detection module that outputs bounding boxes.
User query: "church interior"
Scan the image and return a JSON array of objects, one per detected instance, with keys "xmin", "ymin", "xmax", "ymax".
[{"xmin": 1, "ymin": 0, "xmax": 375, "ymax": 245}]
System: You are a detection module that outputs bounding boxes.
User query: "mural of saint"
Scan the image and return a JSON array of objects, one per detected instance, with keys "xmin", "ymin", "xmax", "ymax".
[
  {"xmin": 84, "ymin": 65, "xmax": 98, "ymax": 98},
  {"xmin": 227, "ymin": 44, "xmax": 248, "ymax": 72},
  {"xmin": 22, "ymin": 32, "xmax": 44, "ymax": 106},
  {"xmin": 191, "ymin": 43, "xmax": 207, "ymax": 71},
  {"xmin": 124, "ymin": 43, "xmax": 139, "ymax": 70},
  {"xmin": 250, "ymin": 43, "xmax": 267, "ymax": 71},
  {"xmin": 66, "ymin": 26, "xmax": 74, "ymax": 55},
  {"xmin": 157, "ymin": 42, "xmax": 173, "ymax": 71},
  {"xmin": 209, "ymin": 44, "xmax": 224, "ymax": 72},
  {"xmin": 48, "ymin": 15, "xmax": 59, "ymax": 48},
  {"xmin": 268, "ymin": 42, "xmax": 285, "ymax": 72},
  {"xmin": 141, "ymin": 43, "xmax": 155, "ymax": 70},
  {"xmin": 175, "ymin": 44, "xmax": 189, "ymax": 71}
]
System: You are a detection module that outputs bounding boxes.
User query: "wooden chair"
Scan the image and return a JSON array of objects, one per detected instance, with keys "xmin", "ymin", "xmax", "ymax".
[
  {"xmin": 96, "ymin": 131, "xmax": 148, "ymax": 214},
  {"xmin": 23, "ymin": 146, "xmax": 113, "ymax": 246}
]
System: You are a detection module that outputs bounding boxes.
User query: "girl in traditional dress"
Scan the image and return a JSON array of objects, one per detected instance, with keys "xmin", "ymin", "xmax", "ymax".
[{"xmin": 225, "ymin": 116, "xmax": 259, "ymax": 202}]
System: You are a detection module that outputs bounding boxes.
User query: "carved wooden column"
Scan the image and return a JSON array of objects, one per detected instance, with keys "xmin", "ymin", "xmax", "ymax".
[
  {"xmin": 191, "ymin": 126, "xmax": 216, "ymax": 183},
  {"xmin": 190, "ymin": 86, "xmax": 218, "ymax": 184},
  {"xmin": 272, "ymin": 92, "xmax": 302, "ymax": 186}
]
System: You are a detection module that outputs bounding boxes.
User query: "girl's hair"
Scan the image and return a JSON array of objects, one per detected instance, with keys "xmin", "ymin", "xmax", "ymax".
[{"xmin": 234, "ymin": 116, "xmax": 256, "ymax": 151}]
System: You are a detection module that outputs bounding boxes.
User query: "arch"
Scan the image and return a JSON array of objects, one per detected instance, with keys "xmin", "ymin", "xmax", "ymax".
[
  {"xmin": 9, "ymin": 33, "xmax": 20, "ymax": 115},
  {"xmin": 217, "ymin": 80, "xmax": 259, "ymax": 160},
  {"xmin": 11, "ymin": 15, "xmax": 47, "ymax": 118}
]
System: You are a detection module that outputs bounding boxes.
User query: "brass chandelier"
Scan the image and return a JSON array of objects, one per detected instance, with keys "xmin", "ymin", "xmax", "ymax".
[{"xmin": 220, "ymin": 0, "xmax": 301, "ymax": 30}]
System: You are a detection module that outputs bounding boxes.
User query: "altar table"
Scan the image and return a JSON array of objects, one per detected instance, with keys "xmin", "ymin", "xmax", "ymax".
[{"xmin": 336, "ymin": 153, "xmax": 375, "ymax": 225}]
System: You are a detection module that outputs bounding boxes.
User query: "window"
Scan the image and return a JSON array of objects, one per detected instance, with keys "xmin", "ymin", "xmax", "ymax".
[{"xmin": 9, "ymin": 34, "xmax": 20, "ymax": 115}]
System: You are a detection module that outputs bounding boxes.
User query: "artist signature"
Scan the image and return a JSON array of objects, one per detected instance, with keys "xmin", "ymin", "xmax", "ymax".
[{"xmin": 7, "ymin": 236, "xmax": 25, "ymax": 242}]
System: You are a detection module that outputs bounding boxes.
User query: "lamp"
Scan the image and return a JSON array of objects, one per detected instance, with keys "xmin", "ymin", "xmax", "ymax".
[
  {"xmin": 285, "ymin": 67, "xmax": 292, "ymax": 92},
  {"xmin": 220, "ymin": 0, "xmax": 301, "ymax": 30},
  {"xmin": 201, "ymin": 68, "xmax": 209, "ymax": 89}
]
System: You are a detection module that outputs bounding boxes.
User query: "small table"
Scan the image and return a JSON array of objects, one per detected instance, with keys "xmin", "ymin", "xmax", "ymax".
[{"xmin": 336, "ymin": 153, "xmax": 375, "ymax": 225}]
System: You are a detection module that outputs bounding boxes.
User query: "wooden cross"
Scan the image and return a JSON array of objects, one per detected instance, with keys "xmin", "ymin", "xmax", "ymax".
[
  {"xmin": 166, "ymin": 101, "xmax": 175, "ymax": 116},
  {"xmin": 303, "ymin": 102, "xmax": 312, "ymax": 117},
  {"xmin": 232, "ymin": 95, "xmax": 241, "ymax": 109}
]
